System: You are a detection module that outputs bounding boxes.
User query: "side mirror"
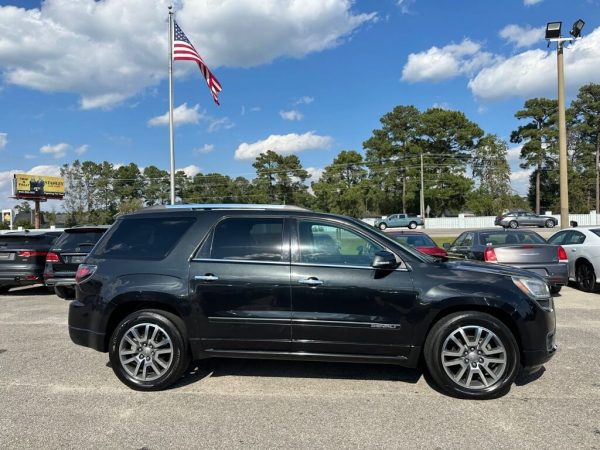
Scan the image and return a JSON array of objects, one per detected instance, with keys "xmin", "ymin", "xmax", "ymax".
[
  {"xmin": 371, "ymin": 250, "xmax": 399, "ymax": 269},
  {"xmin": 442, "ymin": 243, "xmax": 451, "ymax": 250}
]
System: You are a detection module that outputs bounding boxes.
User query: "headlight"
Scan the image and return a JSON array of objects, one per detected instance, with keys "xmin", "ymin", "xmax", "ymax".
[{"xmin": 512, "ymin": 276, "xmax": 550, "ymax": 300}]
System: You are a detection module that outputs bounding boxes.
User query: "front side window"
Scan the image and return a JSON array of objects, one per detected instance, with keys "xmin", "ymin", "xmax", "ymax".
[
  {"xmin": 462, "ymin": 233, "xmax": 474, "ymax": 247},
  {"xmin": 210, "ymin": 217, "xmax": 284, "ymax": 262},
  {"xmin": 298, "ymin": 221, "xmax": 383, "ymax": 267}
]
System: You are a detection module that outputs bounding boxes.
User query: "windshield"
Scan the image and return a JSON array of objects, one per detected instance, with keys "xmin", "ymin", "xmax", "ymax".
[
  {"xmin": 389, "ymin": 233, "xmax": 436, "ymax": 247},
  {"xmin": 0, "ymin": 235, "xmax": 52, "ymax": 248},
  {"xmin": 53, "ymin": 230, "xmax": 107, "ymax": 252},
  {"xmin": 346, "ymin": 217, "xmax": 436, "ymax": 263}
]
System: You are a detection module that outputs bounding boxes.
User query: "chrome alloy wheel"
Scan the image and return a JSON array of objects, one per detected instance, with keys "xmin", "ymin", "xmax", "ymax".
[
  {"xmin": 441, "ymin": 325, "xmax": 507, "ymax": 390},
  {"xmin": 118, "ymin": 323, "xmax": 173, "ymax": 382}
]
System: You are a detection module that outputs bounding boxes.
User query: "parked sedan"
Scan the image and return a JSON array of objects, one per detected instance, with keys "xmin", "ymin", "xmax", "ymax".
[
  {"xmin": 44, "ymin": 225, "xmax": 110, "ymax": 299},
  {"xmin": 0, "ymin": 230, "xmax": 61, "ymax": 293},
  {"xmin": 444, "ymin": 229, "xmax": 568, "ymax": 294},
  {"xmin": 495, "ymin": 211, "xmax": 558, "ymax": 229},
  {"xmin": 547, "ymin": 228, "xmax": 600, "ymax": 292},
  {"xmin": 388, "ymin": 230, "xmax": 447, "ymax": 258}
]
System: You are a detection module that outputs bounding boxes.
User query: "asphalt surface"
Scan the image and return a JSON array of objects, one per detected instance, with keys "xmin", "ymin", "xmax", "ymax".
[{"xmin": 0, "ymin": 286, "xmax": 599, "ymax": 449}]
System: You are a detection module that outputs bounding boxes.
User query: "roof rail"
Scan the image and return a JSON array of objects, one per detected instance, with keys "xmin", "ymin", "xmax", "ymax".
[{"xmin": 164, "ymin": 203, "xmax": 309, "ymax": 211}]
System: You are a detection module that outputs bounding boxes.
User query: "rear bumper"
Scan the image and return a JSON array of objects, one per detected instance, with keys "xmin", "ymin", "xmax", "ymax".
[
  {"xmin": 69, "ymin": 325, "xmax": 106, "ymax": 352},
  {"xmin": 68, "ymin": 299, "xmax": 107, "ymax": 352},
  {"xmin": 512, "ymin": 263, "xmax": 568, "ymax": 286},
  {"xmin": 0, "ymin": 271, "xmax": 44, "ymax": 287},
  {"xmin": 45, "ymin": 276, "xmax": 76, "ymax": 287}
]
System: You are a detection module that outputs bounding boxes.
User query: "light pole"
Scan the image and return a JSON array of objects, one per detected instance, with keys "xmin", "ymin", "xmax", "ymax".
[{"xmin": 545, "ymin": 19, "xmax": 585, "ymax": 229}]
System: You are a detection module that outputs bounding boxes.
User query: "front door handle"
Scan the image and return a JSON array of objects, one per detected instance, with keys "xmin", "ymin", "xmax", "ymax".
[
  {"xmin": 298, "ymin": 277, "xmax": 324, "ymax": 286},
  {"xmin": 195, "ymin": 274, "xmax": 219, "ymax": 281}
]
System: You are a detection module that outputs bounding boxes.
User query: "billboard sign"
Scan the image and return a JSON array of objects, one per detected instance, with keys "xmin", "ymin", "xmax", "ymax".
[{"xmin": 12, "ymin": 174, "xmax": 64, "ymax": 200}]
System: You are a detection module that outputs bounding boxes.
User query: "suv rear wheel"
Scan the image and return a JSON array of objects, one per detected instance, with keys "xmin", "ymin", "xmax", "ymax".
[
  {"xmin": 424, "ymin": 311, "xmax": 519, "ymax": 399},
  {"xmin": 109, "ymin": 310, "xmax": 189, "ymax": 391}
]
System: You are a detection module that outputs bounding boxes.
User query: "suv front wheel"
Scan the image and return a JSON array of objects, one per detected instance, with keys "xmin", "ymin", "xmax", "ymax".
[
  {"xmin": 109, "ymin": 310, "xmax": 189, "ymax": 391},
  {"xmin": 424, "ymin": 311, "xmax": 519, "ymax": 399}
]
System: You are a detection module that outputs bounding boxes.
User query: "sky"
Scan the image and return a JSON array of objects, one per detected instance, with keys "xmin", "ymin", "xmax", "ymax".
[{"xmin": 1, "ymin": 0, "xmax": 599, "ymax": 211}]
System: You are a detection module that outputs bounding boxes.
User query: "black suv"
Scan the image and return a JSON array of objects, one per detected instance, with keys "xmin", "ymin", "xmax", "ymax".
[
  {"xmin": 44, "ymin": 225, "xmax": 110, "ymax": 299},
  {"xmin": 0, "ymin": 230, "xmax": 62, "ymax": 293},
  {"xmin": 69, "ymin": 204, "xmax": 556, "ymax": 399}
]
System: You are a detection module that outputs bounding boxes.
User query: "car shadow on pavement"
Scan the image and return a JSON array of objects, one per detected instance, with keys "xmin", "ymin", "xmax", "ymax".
[
  {"xmin": 514, "ymin": 367, "xmax": 546, "ymax": 386},
  {"xmin": 170, "ymin": 359, "xmax": 423, "ymax": 389}
]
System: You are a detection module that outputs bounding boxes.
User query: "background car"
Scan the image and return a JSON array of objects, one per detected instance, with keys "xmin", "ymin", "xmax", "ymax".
[
  {"xmin": 387, "ymin": 230, "xmax": 447, "ymax": 258},
  {"xmin": 0, "ymin": 230, "xmax": 61, "ymax": 293},
  {"xmin": 44, "ymin": 225, "xmax": 110, "ymax": 299},
  {"xmin": 547, "ymin": 227, "xmax": 600, "ymax": 292},
  {"xmin": 444, "ymin": 229, "xmax": 567, "ymax": 294},
  {"xmin": 374, "ymin": 213, "xmax": 424, "ymax": 230},
  {"xmin": 495, "ymin": 211, "xmax": 558, "ymax": 229}
]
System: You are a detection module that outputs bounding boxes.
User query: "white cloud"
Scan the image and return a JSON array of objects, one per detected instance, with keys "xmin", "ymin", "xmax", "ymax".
[
  {"xmin": 177, "ymin": 165, "xmax": 201, "ymax": 178},
  {"xmin": 235, "ymin": 131, "xmax": 334, "ymax": 160},
  {"xmin": 524, "ymin": 0, "xmax": 543, "ymax": 5},
  {"xmin": 294, "ymin": 96, "xmax": 314, "ymax": 105},
  {"xmin": 469, "ymin": 27, "xmax": 600, "ymax": 101},
  {"xmin": 306, "ymin": 167, "xmax": 325, "ymax": 182},
  {"xmin": 40, "ymin": 143, "xmax": 70, "ymax": 159},
  {"xmin": 0, "ymin": 0, "xmax": 375, "ymax": 109},
  {"xmin": 396, "ymin": 0, "xmax": 415, "ymax": 14},
  {"xmin": 208, "ymin": 117, "xmax": 234, "ymax": 133},
  {"xmin": 401, "ymin": 39, "xmax": 496, "ymax": 83},
  {"xmin": 75, "ymin": 144, "xmax": 89, "ymax": 156},
  {"xmin": 507, "ymin": 144, "xmax": 523, "ymax": 163},
  {"xmin": 0, "ymin": 133, "xmax": 7, "ymax": 150},
  {"xmin": 499, "ymin": 24, "xmax": 544, "ymax": 48},
  {"xmin": 148, "ymin": 103, "xmax": 203, "ymax": 127},
  {"xmin": 24, "ymin": 154, "xmax": 37, "ymax": 160},
  {"xmin": 194, "ymin": 144, "xmax": 214, "ymax": 154},
  {"xmin": 432, "ymin": 102, "xmax": 450, "ymax": 110},
  {"xmin": 280, "ymin": 110, "xmax": 304, "ymax": 121},
  {"xmin": 510, "ymin": 169, "xmax": 532, "ymax": 194}
]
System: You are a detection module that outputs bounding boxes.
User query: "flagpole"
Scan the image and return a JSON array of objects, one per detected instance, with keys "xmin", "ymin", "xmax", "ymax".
[{"xmin": 168, "ymin": 4, "xmax": 176, "ymax": 205}]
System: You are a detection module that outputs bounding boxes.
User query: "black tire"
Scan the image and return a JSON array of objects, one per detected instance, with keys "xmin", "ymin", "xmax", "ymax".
[
  {"xmin": 54, "ymin": 286, "xmax": 76, "ymax": 300},
  {"xmin": 576, "ymin": 261, "xmax": 597, "ymax": 293},
  {"xmin": 508, "ymin": 220, "xmax": 518, "ymax": 229},
  {"xmin": 424, "ymin": 311, "xmax": 520, "ymax": 399},
  {"xmin": 545, "ymin": 219, "xmax": 555, "ymax": 228},
  {"xmin": 550, "ymin": 285, "xmax": 562, "ymax": 295},
  {"xmin": 408, "ymin": 221, "xmax": 418, "ymax": 230},
  {"xmin": 109, "ymin": 310, "xmax": 189, "ymax": 391},
  {"xmin": 378, "ymin": 223, "xmax": 387, "ymax": 230}
]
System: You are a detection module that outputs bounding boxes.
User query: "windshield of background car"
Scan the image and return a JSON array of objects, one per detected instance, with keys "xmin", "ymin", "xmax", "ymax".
[
  {"xmin": 0, "ymin": 235, "xmax": 52, "ymax": 248},
  {"xmin": 347, "ymin": 218, "xmax": 436, "ymax": 263},
  {"xmin": 479, "ymin": 231, "xmax": 545, "ymax": 246},
  {"xmin": 390, "ymin": 233, "xmax": 436, "ymax": 247},
  {"xmin": 53, "ymin": 230, "xmax": 107, "ymax": 252},
  {"xmin": 93, "ymin": 217, "xmax": 195, "ymax": 260}
]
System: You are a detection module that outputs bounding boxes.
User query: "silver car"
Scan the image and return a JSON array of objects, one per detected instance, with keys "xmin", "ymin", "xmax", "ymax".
[{"xmin": 495, "ymin": 211, "xmax": 558, "ymax": 229}]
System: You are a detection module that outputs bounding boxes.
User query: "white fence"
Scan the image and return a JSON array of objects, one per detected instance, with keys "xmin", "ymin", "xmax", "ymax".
[{"xmin": 423, "ymin": 212, "xmax": 600, "ymax": 229}]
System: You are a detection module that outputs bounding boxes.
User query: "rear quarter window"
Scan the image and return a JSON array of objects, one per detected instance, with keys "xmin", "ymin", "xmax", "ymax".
[{"xmin": 93, "ymin": 217, "xmax": 195, "ymax": 260}]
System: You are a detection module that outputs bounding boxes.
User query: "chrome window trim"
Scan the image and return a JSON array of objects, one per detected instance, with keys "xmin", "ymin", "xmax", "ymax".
[
  {"xmin": 190, "ymin": 258, "xmax": 409, "ymax": 271},
  {"xmin": 191, "ymin": 258, "xmax": 288, "ymax": 265}
]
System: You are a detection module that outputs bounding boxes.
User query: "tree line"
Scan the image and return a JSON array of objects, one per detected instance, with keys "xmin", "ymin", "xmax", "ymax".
[{"xmin": 33, "ymin": 82, "xmax": 600, "ymax": 226}]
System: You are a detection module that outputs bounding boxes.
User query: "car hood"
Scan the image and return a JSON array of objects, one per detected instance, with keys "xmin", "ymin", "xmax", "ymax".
[{"xmin": 443, "ymin": 259, "xmax": 546, "ymax": 281}]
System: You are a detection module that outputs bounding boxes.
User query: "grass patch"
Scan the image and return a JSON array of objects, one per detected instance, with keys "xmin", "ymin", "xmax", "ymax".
[{"xmin": 432, "ymin": 236, "xmax": 457, "ymax": 247}]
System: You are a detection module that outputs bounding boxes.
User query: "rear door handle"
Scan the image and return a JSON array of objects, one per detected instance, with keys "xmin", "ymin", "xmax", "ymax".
[
  {"xmin": 194, "ymin": 274, "xmax": 219, "ymax": 281},
  {"xmin": 298, "ymin": 277, "xmax": 324, "ymax": 286}
]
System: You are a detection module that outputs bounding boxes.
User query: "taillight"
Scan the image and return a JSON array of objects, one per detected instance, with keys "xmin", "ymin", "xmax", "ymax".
[
  {"xmin": 75, "ymin": 264, "xmax": 97, "ymax": 283},
  {"xmin": 484, "ymin": 247, "xmax": 498, "ymax": 263},
  {"xmin": 46, "ymin": 252, "xmax": 60, "ymax": 262},
  {"xmin": 18, "ymin": 250, "xmax": 48, "ymax": 258},
  {"xmin": 558, "ymin": 246, "xmax": 568, "ymax": 263}
]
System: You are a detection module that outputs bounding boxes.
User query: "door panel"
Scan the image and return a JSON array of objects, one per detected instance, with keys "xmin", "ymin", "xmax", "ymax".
[
  {"xmin": 189, "ymin": 216, "xmax": 292, "ymax": 351},
  {"xmin": 290, "ymin": 219, "xmax": 417, "ymax": 357}
]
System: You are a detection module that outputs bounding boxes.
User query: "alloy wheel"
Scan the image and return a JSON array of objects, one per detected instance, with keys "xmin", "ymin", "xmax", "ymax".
[
  {"xmin": 118, "ymin": 323, "xmax": 174, "ymax": 382},
  {"xmin": 441, "ymin": 325, "xmax": 507, "ymax": 390},
  {"xmin": 577, "ymin": 264, "xmax": 595, "ymax": 292}
]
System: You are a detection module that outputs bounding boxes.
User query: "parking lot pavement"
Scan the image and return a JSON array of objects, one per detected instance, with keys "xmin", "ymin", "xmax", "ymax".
[{"xmin": 0, "ymin": 287, "xmax": 599, "ymax": 449}]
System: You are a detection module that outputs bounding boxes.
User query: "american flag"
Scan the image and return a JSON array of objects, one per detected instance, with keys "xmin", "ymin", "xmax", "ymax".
[{"xmin": 173, "ymin": 21, "xmax": 222, "ymax": 105}]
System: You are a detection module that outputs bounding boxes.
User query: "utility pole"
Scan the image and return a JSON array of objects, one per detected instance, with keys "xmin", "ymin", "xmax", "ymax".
[{"xmin": 420, "ymin": 153, "xmax": 425, "ymax": 219}]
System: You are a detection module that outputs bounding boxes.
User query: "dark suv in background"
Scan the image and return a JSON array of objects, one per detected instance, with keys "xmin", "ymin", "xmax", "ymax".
[
  {"xmin": 44, "ymin": 225, "xmax": 110, "ymax": 299},
  {"xmin": 69, "ymin": 204, "xmax": 556, "ymax": 399},
  {"xmin": 0, "ymin": 230, "xmax": 62, "ymax": 293}
]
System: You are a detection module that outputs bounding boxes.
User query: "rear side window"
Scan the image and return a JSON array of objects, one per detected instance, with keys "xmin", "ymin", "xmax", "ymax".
[
  {"xmin": 209, "ymin": 217, "xmax": 284, "ymax": 261},
  {"xmin": 94, "ymin": 217, "xmax": 195, "ymax": 260},
  {"xmin": 53, "ymin": 230, "xmax": 106, "ymax": 252}
]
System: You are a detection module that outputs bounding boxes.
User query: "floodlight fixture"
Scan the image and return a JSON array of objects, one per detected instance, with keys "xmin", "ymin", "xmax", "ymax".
[
  {"xmin": 545, "ymin": 21, "xmax": 562, "ymax": 40},
  {"xmin": 570, "ymin": 19, "xmax": 585, "ymax": 38}
]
